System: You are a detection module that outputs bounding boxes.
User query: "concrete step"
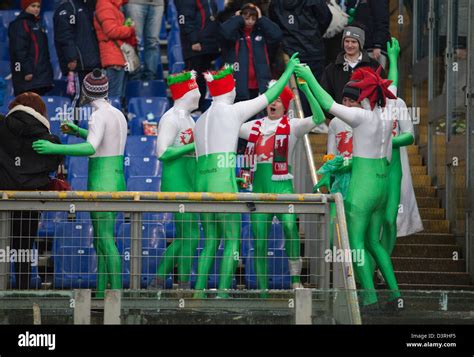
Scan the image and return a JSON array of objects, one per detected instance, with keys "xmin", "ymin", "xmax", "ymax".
[
  {"xmin": 416, "ymin": 197, "xmax": 440, "ymax": 208},
  {"xmin": 410, "ymin": 165, "xmax": 427, "ymax": 175},
  {"xmin": 392, "ymin": 257, "xmax": 465, "ymax": 272},
  {"xmin": 407, "ymin": 145, "xmax": 419, "ymax": 155},
  {"xmin": 392, "ymin": 244, "xmax": 461, "ymax": 258},
  {"xmin": 414, "ymin": 186, "xmax": 437, "ymax": 197},
  {"xmin": 394, "ymin": 271, "xmax": 472, "ymax": 285},
  {"xmin": 398, "ymin": 233, "xmax": 456, "ymax": 245},
  {"xmin": 396, "ymin": 283, "xmax": 474, "ymax": 291},
  {"xmin": 421, "ymin": 219, "xmax": 449, "ymax": 233},
  {"xmin": 418, "ymin": 207, "xmax": 445, "ymax": 220},
  {"xmin": 408, "ymin": 155, "xmax": 423, "ymax": 166},
  {"xmin": 412, "ymin": 175, "xmax": 431, "ymax": 187}
]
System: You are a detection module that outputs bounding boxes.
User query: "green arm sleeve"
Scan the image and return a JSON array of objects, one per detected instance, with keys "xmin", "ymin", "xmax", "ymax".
[
  {"xmin": 76, "ymin": 127, "xmax": 89, "ymax": 140},
  {"xmin": 56, "ymin": 143, "xmax": 96, "ymax": 156},
  {"xmin": 264, "ymin": 53, "xmax": 298, "ymax": 104},
  {"xmin": 295, "ymin": 66, "xmax": 335, "ymax": 112},
  {"xmin": 387, "ymin": 37, "xmax": 400, "ymax": 88},
  {"xmin": 159, "ymin": 143, "xmax": 195, "ymax": 162},
  {"xmin": 392, "ymin": 133, "xmax": 414, "ymax": 149},
  {"xmin": 298, "ymin": 83, "xmax": 326, "ymax": 126}
]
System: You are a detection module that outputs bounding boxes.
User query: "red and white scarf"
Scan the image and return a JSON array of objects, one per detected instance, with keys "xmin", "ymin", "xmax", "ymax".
[{"xmin": 243, "ymin": 116, "xmax": 293, "ymax": 182}]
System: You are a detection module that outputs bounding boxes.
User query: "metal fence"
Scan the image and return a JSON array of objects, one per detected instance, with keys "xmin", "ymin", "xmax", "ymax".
[{"xmin": 0, "ymin": 190, "xmax": 360, "ymax": 324}]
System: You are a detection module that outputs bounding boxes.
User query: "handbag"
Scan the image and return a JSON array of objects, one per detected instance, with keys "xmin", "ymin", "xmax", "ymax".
[
  {"xmin": 95, "ymin": 14, "xmax": 141, "ymax": 74},
  {"xmin": 47, "ymin": 166, "xmax": 71, "ymax": 191}
]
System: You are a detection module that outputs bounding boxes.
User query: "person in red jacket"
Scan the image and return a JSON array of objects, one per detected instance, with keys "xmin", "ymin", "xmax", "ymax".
[{"xmin": 94, "ymin": 0, "xmax": 138, "ymax": 99}]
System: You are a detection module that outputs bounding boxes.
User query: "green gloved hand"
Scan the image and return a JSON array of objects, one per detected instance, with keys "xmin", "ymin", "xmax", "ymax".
[
  {"xmin": 264, "ymin": 52, "xmax": 299, "ymax": 104},
  {"xmin": 295, "ymin": 64, "xmax": 335, "ymax": 112},
  {"xmin": 347, "ymin": 8, "xmax": 356, "ymax": 25},
  {"xmin": 33, "ymin": 140, "xmax": 96, "ymax": 156},
  {"xmin": 61, "ymin": 121, "xmax": 88, "ymax": 139},
  {"xmin": 386, "ymin": 37, "xmax": 400, "ymax": 88},
  {"xmin": 313, "ymin": 173, "xmax": 331, "ymax": 192},
  {"xmin": 297, "ymin": 79, "xmax": 325, "ymax": 126}
]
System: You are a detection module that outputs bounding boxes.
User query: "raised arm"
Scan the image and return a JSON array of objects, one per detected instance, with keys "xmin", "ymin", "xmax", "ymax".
[
  {"xmin": 386, "ymin": 37, "xmax": 400, "ymax": 89},
  {"xmin": 295, "ymin": 64, "xmax": 367, "ymax": 128}
]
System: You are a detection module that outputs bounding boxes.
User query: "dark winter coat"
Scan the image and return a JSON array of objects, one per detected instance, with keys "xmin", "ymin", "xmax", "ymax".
[
  {"xmin": 320, "ymin": 50, "xmax": 386, "ymax": 105},
  {"xmin": 0, "ymin": 107, "xmax": 62, "ymax": 190},
  {"xmin": 8, "ymin": 11, "xmax": 54, "ymax": 96},
  {"xmin": 268, "ymin": 0, "xmax": 332, "ymax": 62},
  {"xmin": 175, "ymin": 0, "xmax": 220, "ymax": 60},
  {"xmin": 346, "ymin": 0, "xmax": 390, "ymax": 52},
  {"xmin": 54, "ymin": 0, "xmax": 101, "ymax": 76},
  {"xmin": 220, "ymin": 16, "xmax": 282, "ymax": 101}
]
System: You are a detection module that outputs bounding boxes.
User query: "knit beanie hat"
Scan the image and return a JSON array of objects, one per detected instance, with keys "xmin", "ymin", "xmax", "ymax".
[
  {"xmin": 341, "ymin": 26, "xmax": 365, "ymax": 50},
  {"xmin": 168, "ymin": 71, "xmax": 199, "ymax": 100},
  {"xmin": 21, "ymin": 0, "xmax": 41, "ymax": 10},
  {"xmin": 342, "ymin": 81, "xmax": 361, "ymax": 102},
  {"xmin": 204, "ymin": 65, "xmax": 235, "ymax": 97},
  {"xmin": 82, "ymin": 69, "xmax": 109, "ymax": 102}
]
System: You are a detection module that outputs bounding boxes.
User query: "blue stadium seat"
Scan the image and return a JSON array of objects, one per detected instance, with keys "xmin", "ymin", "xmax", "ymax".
[
  {"xmin": 156, "ymin": 62, "xmax": 164, "ymax": 80},
  {"xmin": 42, "ymin": 11, "xmax": 54, "ymax": 31},
  {"xmin": 43, "ymin": 96, "xmax": 71, "ymax": 136},
  {"xmin": 124, "ymin": 135, "xmax": 157, "ymax": 157},
  {"xmin": 170, "ymin": 62, "xmax": 185, "ymax": 74},
  {"xmin": 127, "ymin": 97, "xmax": 169, "ymax": 135},
  {"xmin": 142, "ymin": 212, "xmax": 175, "ymax": 240},
  {"xmin": 159, "ymin": 15, "xmax": 167, "ymax": 40},
  {"xmin": 216, "ymin": 0, "xmax": 225, "ymax": 11},
  {"xmin": 0, "ymin": 60, "xmax": 11, "ymax": 79},
  {"xmin": 109, "ymin": 97, "xmax": 122, "ymax": 111},
  {"xmin": 124, "ymin": 156, "xmax": 161, "ymax": 179},
  {"xmin": 116, "ymin": 222, "xmax": 168, "ymax": 288},
  {"xmin": 125, "ymin": 80, "xmax": 167, "ymax": 99},
  {"xmin": 38, "ymin": 211, "xmax": 68, "ymax": 237},
  {"xmin": 0, "ymin": 10, "xmax": 21, "ymax": 28},
  {"xmin": 68, "ymin": 156, "xmax": 89, "ymax": 178},
  {"xmin": 0, "ymin": 43, "xmax": 9, "ymax": 61},
  {"xmin": 10, "ymin": 242, "xmax": 42, "ymax": 289},
  {"xmin": 127, "ymin": 176, "xmax": 161, "ymax": 192},
  {"xmin": 70, "ymin": 177, "xmax": 88, "ymax": 191},
  {"xmin": 0, "ymin": 23, "xmax": 7, "ymax": 41},
  {"xmin": 53, "ymin": 222, "xmax": 97, "ymax": 289},
  {"xmin": 167, "ymin": 0, "xmax": 178, "ymax": 26},
  {"xmin": 4, "ymin": 80, "xmax": 13, "ymax": 97},
  {"xmin": 0, "ymin": 95, "xmax": 13, "ymax": 115}
]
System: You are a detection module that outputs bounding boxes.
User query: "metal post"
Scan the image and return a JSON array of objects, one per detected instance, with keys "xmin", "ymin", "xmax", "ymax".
[
  {"xmin": 427, "ymin": 0, "xmax": 436, "ymax": 178},
  {"xmin": 466, "ymin": 0, "xmax": 474, "ymax": 278},
  {"xmin": 294, "ymin": 288, "xmax": 312, "ymax": 325},
  {"xmin": 104, "ymin": 289, "xmax": 121, "ymax": 324},
  {"xmin": 130, "ymin": 212, "xmax": 142, "ymax": 290},
  {"xmin": 445, "ymin": 0, "xmax": 456, "ymax": 228},
  {"xmin": 0, "ymin": 211, "xmax": 11, "ymax": 290},
  {"xmin": 74, "ymin": 289, "xmax": 91, "ymax": 325}
]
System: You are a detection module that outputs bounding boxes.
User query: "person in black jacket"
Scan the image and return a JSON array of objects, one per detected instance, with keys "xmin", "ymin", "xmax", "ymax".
[
  {"xmin": 0, "ymin": 92, "xmax": 63, "ymax": 289},
  {"xmin": 175, "ymin": 0, "xmax": 220, "ymax": 112},
  {"xmin": 54, "ymin": 0, "xmax": 101, "ymax": 108},
  {"xmin": 320, "ymin": 24, "xmax": 386, "ymax": 109},
  {"xmin": 220, "ymin": 3, "xmax": 282, "ymax": 102},
  {"xmin": 269, "ymin": 0, "xmax": 332, "ymax": 116},
  {"xmin": 8, "ymin": 1, "xmax": 54, "ymax": 96},
  {"xmin": 345, "ymin": 0, "xmax": 390, "ymax": 69}
]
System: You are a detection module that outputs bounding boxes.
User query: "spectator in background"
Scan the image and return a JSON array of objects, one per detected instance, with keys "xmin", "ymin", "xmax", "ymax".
[
  {"xmin": 220, "ymin": 3, "xmax": 282, "ymax": 103},
  {"xmin": 54, "ymin": 0, "xmax": 101, "ymax": 108},
  {"xmin": 320, "ymin": 24, "xmax": 385, "ymax": 107},
  {"xmin": 269, "ymin": 0, "xmax": 332, "ymax": 116},
  {"xmin": 0, "ymin": 93, "xmax": 62, "ymax": 289},
  {"xmin": 217, "ymin": 0, "xmax": 268, "ymax": 22},
  {"xmin": 175, "ymin": 0, "xmax": 220, "ymax": 113},
  {"xmin": 8, "ymin": 0, "xmax": 54, "ymax": 96},
  {"xmin": 345, "ymin": 0, "xmax": 390, "ymax": 69},
  {"xmin": 124, "ymin": 0, "xmax": 164, "ymax": 80},
  {"xmin": 94, "ymin": 0, "xmax": 138, "ymax": 99}
]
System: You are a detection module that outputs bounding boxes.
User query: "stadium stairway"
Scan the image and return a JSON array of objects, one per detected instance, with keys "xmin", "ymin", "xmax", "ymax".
[{"xmin": 310, "ymin": 133, "xmax": 473, "ymax": 291}]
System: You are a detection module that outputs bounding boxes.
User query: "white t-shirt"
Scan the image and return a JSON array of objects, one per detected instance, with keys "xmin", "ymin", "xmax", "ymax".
[
  {"xmin": 327, "ymin": 117, "xmax": 353, "ymax": 158},
  {"xmin": 239, "ymin": 116, "xmax": 316, "ymax": 167},
  {"xmin": 194, "ymin": 91, "xmax": 268, "ymax": 156},
  {"xmin": 87, "ymin": 99, "xmax": 127, "ymax": 158}
]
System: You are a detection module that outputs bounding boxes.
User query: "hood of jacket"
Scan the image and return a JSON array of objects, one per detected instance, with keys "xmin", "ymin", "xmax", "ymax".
[{"xmin": 282, "ymin": 0, "xmax": 300, "ymax": 10}]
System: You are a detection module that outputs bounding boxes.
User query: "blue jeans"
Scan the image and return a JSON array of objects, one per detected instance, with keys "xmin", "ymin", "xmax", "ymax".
[
  {"xmin": 106, "ymin": 67, "xmax": 127, "ymax": 99},
  {"xmin": 125, "ymin": 4, "xmax": 164, "ymax": 80}
]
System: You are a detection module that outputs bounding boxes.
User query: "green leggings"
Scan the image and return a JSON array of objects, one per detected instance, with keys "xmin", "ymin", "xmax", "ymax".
[
  {"xmin": 194, "ymin": 153, "xmax": 241, "ymax": 297},
  {"xmin": 88, "ymin": 156, "xmax": 126, "ymax": 298},
  {"xmin": 344, "ymin": 157, "xmax": 400, "ymax": 306},
  {"xmin": 156, "ymin": 156, "xmax": 200, "ymax": 284},
  {"xmin": 251, "ymin": 164, "xmax": 301, "ymax": 290}
]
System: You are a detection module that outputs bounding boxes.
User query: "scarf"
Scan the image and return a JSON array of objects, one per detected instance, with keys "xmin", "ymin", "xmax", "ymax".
[{"xmin": 242, "ymin": 116, "xmax": 293, "ymax": 183}]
